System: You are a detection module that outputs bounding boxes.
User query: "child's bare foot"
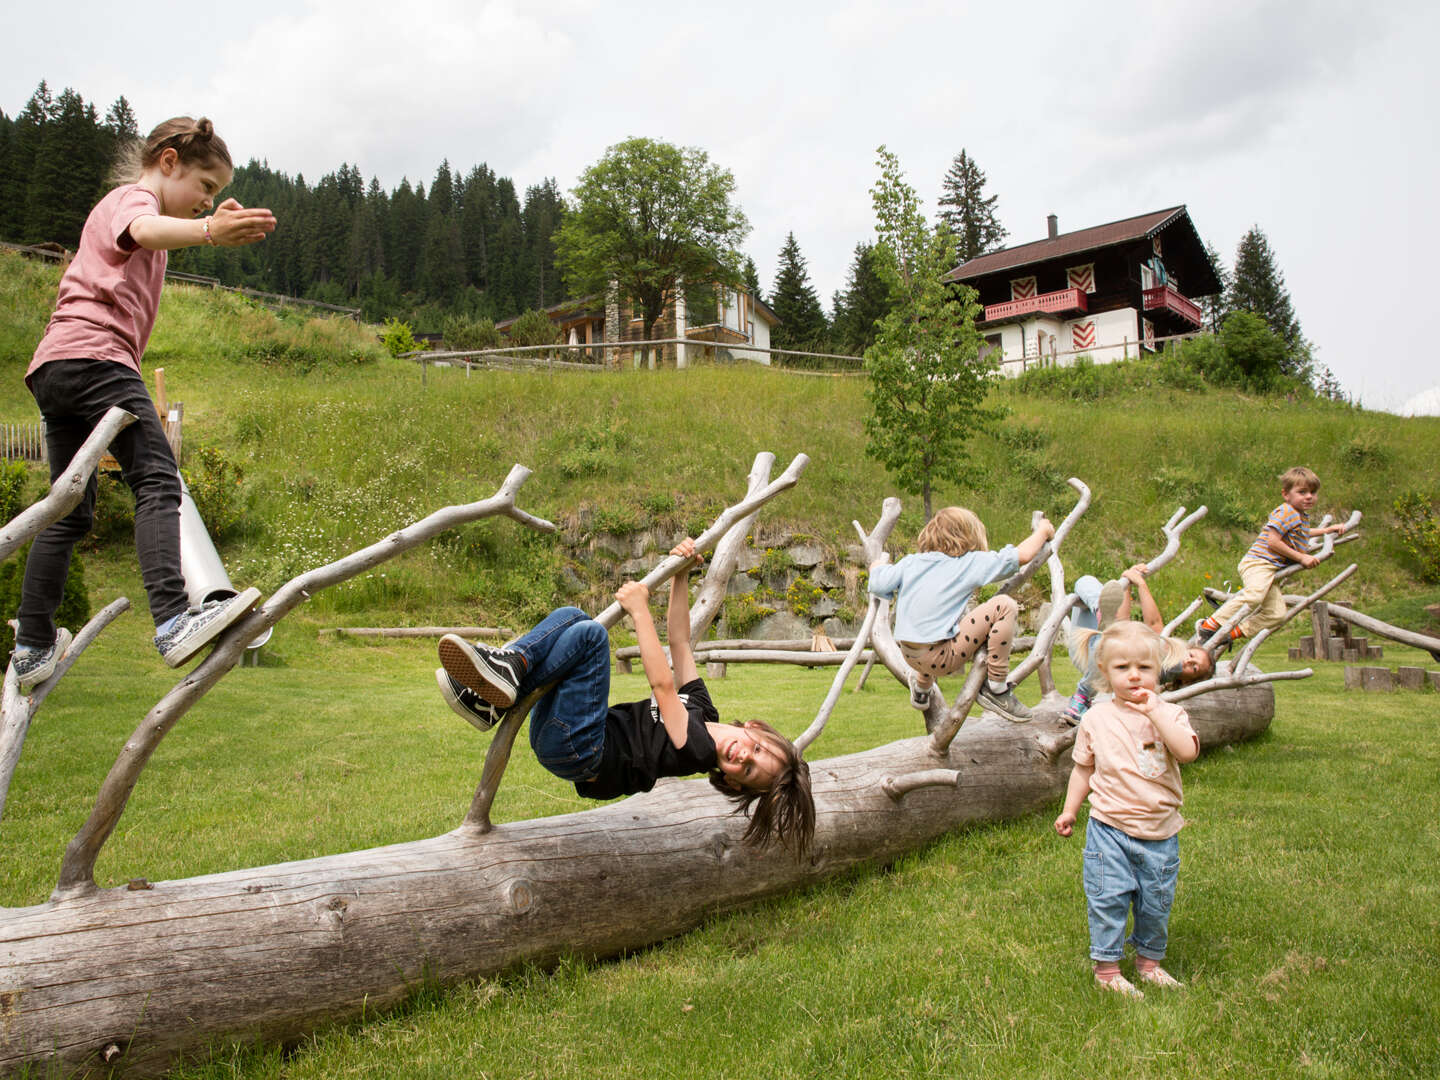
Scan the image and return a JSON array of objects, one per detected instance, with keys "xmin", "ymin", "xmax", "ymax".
[
  {"xmin": 1093, "ymin": 963, "xmax": 1144, "ymax": 998},
  {"xmin": 1135, "ymin": 959, "xmax": 1183, "ymax": 988}
]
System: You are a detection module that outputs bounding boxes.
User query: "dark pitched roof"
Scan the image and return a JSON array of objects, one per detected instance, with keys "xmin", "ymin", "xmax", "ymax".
[{"xmin": 943, "ymin": 206, "xmax": 1218, "ymax": 293}]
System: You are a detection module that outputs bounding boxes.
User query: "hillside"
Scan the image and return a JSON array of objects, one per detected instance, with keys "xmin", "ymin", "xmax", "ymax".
[{"xmin": 3, "ymin": 248, "xmax": 1438, "ymax": 638}]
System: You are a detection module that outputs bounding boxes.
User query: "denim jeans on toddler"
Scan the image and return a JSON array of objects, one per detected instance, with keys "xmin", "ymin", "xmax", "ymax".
[
  {"xmin": 17, "ymin": 359, "xmax": 187, "ymax": 647},
  {"xmin": 511, "ymin": 607, "xmax": 610, "ymax": 782},
  {"xmin": 1083, "ymin": 817, "xmax": 1180, "ymax": 963}
]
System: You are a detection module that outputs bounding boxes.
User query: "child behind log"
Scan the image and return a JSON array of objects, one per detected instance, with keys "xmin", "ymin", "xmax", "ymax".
[
  {"xmin": 435, "ymin": 539, "xmax": 814, "ymax": 856},
  {"xmin": 867, "ymin": 506, "xmax": 1053, "ymax": 721}
]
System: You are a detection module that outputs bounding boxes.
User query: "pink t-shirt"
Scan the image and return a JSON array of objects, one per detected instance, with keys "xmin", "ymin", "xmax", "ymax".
[
  {"xmin": 1072, "ymin": 698, "xmax": 1197, "ymax": 841},
  {"xmin": 28, "ymin": 184, "xmax": 167, "ymax": 378}
]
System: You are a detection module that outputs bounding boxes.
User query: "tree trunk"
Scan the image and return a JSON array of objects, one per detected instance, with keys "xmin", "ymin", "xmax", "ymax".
[{"xmin": 0, "ymin": 687, "xmax": 1270, "ymax": 1078}]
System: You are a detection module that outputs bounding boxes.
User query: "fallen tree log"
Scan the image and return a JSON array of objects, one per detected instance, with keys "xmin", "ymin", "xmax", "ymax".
[{"xmin": 0, "ymin": 684, "xmax": 1270, "ymax": 1077}]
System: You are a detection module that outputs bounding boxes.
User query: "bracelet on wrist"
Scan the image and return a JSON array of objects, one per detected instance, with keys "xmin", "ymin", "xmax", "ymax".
[{"xmin": 202, "ymin": 217, "xmax": 215, "ymax": 246}]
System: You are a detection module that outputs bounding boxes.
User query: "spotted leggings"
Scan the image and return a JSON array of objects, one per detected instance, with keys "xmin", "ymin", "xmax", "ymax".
[{"xmin": 900, "ymin": 594, "xmax": 1019, "ymax": 689}]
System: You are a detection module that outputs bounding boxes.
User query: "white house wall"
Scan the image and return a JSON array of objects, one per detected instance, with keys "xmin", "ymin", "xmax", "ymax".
[{"xmin": 993, "ymin": 307, "xmax": 1141, "ymax": 375}]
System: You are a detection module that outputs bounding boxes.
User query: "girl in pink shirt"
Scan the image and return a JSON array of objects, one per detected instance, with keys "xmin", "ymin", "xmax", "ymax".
[
  {"xmin": 10, "ymin": 117, "xmax": 275, "ymax": 691},
  {"xmin": 1054, "ymin": 621, "xmax": 1200, "ymax": 998}
]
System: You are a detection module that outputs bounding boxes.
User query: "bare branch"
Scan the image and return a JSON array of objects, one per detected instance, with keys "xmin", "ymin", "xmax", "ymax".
[
  {"xmin": 591, "ymin": 454, "xmax": 809, "ymax": 631},
  {"xmin": 1145, "ymin": 504, "xmax": 1208, "ymax": 575},
  {"xmin": 54, "ymin": 466, "xmax": 554, "ymax": 897},
  {"xmin": 1230, "ymin": 563, "xmax": 1357, "ymax": 675},
  {"xmin": 1161, "ymin": 595, "xmax": 1204, "ymax": 639},
  {"xmin": 928, "ymin": 662, "xmax": 988, "ymax": 755},
  {"xmin": 795, "ymin": 597, "xmax": 881, "ymax": 753},
  {"xmin": 0, "ymin": 407, "xmax": 136, "ymax": 561},
  {"xmin": 1321, "ymin": 601, "xmax": 1440, "ymax": 659},
  {"xmin": 1164, "ymin": 664, "xmax": 1315, "ymax": 704},
  {"xmin": 689, "ymin": 452, "xmax": 775, "ymax": 642},
  {"xmin": 880, "ymin": 769, "xmax": 960, "ymax": 800},
  {"xmin": 1, "ymin": 598, "xmax": 132, "ymax": 822},
  {"xmin": 997, "ymin": 477, "xmax": 1089, "ymax": 597}
]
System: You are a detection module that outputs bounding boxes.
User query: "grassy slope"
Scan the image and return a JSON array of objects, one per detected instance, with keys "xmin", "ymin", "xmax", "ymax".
[{"xmin": 3, "ymin": 250, "xmax": 1439, "ymax": 1077}]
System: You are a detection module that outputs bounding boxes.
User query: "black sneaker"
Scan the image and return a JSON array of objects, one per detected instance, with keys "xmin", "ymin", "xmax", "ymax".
[
  {"xmin": 438, "ymin": 634, "xmax": 524, "ymax": 706},
  {"xmin": 154, "ymin": 588, "xmax": 261, "ymax": 668},
  {"xmin": 10, "ymin": 627, "xmax": 73, "ymax": 692},
  {"xmin": 435, "ymin": 668, "xmax": 501, "ymax": 731},
  {"xmin": 978, "ymin": 684, "xmax": 1033, "ymax": 723}
]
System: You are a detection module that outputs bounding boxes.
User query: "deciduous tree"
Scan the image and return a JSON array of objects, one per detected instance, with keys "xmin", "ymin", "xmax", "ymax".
[
  {"xmin": 865, "ymin": 147, "xmax": 1001, "ymax": 519},
  {"xmin": 555, "ymin": 137, "xmax": 749, "ymax": 368}
]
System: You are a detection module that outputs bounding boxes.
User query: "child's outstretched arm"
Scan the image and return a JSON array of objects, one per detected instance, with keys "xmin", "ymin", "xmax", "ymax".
[
  {"xmin": 617, "ymin": 581, "xmax": 690, "ymax": 749},
  {"xmin": 1015, "ymin": 515, "xmax": 1056, "ymax": 565},
  {"xmin": 666, "ymin": 538, "xmax": 703, "ymax": 688},
  {"xmin": 1123, "ymin": 564, "xmax": 1165, "ymax": 633},
  {"xmin": 129, "ymin": 199, "xmax": 277, "ymax": 250},
  {"xmin": 1054, "ymin": 761, "xmax": 1093, "ymax": 837}
]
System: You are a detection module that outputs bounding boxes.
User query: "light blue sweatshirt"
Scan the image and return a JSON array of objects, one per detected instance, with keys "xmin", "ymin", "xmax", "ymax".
[{"xmin": 867, "ymin": 546, "xmax": 1020, "ymax": 644}]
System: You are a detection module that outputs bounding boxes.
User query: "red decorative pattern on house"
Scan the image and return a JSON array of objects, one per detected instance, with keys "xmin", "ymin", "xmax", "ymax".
[
  {"xmin": 1010, "ymin": 276, "xmax": 1036, "ymax": 300},
  {"xmin": 1067, "ymin": 264, "xmax": 1094, "ymax": 293},
  {"xmin": 1143, "ymin": 318, "xmax": 1155, "ymax": 350},
  {"xmin": 1071, "ymin": 320, "xmax": 1096, "ymax": 350},
  {"xmin": 1152, "ymin": 236, "xmax": 1162, "ymax": 256}
]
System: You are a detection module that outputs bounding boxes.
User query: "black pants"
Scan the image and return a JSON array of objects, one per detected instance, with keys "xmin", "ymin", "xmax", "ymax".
[{"xmin": 17, "ymin": 359, "xmax": 187, "ymax": 646}]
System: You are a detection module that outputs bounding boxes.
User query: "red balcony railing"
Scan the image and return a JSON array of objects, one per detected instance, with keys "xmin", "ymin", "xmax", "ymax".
[
  {"xmin": 982, "ymin": 287, "xmax": 1088, "ymax": 322},
  {"xmin": 1142, "ymin": 284, "xmax": 1203, "ymax": 326}
]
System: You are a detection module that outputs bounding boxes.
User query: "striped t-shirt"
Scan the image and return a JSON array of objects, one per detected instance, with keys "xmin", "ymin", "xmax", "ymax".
[{"xmin": 1245, "ymin": 502, "xmax": 1310, "ymax": 567}]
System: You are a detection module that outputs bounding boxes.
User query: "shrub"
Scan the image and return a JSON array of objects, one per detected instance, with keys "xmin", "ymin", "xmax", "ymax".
[
  {"xmin": 443, "ymin": 316, "xmax": 502, "ymax": 351},
  {"xmin": 0, "ymin": 461, "xmax": 29, "ymax": 523},
  {"xmin": 381, "ymin": 318, "xmax": 418, "ymax": 357},
  {"xmin": 182, "ymin": 447, "xmax": 247, "ymax": 542},
  {"xmin": 723, "ymin": 592, "xmax": 776, "ymax": 637},
  {"xmin": 1340, "ymin": 430, "xmax": 1395, "ymax": 470},
  {"xmin": 1393, "ymin": 491, "xmax": 1440, "ymax": 583},
  {"xmin": 506, "ymin": 310, "xmax": 561, "ymax": 348}
]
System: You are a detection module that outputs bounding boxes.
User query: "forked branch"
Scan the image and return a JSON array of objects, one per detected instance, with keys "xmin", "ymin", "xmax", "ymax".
[{"xmin": 54, "ymin": 466, "xmax": 555, "ymax": 897}]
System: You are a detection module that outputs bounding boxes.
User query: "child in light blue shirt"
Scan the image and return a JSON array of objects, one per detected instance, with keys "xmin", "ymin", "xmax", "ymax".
[{"xmin": 869, "ymin": 506, "xmax": 1053, "ymax": 721}]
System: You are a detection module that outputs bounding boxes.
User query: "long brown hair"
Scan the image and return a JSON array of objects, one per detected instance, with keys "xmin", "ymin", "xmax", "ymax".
[
  {"xmin": 708, "ymin": 720, "xmax": 815, "ymax": 857},
  {"xmin": 111, "ymin": 116, "xmax": 233, "ymax": 186}
]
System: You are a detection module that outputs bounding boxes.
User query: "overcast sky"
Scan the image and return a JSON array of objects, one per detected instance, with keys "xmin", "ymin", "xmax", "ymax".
[{"xmin": 6, "ymin": 0, "xmax": 1436, "ymax": 412}]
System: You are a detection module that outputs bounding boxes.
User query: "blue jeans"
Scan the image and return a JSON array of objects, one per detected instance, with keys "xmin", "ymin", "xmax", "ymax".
[
  {"xmin": 512, "ymin": 607, "xmax": 610, "ymax": 782},
  {"xmin": 18, "ymin": 359, "xmax": 187, "ymax": 646},
  {"xmin": 1067, "ymin": 574, "xmax": 1103, "ymax": 698},
  {"xmin": 1083, "ymin": 817, "xmax": 1179, "ymax": 962}
]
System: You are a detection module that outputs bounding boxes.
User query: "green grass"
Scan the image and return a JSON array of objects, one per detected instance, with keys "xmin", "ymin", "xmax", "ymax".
[
  {"xmin": 4, "ymin": 629, "xmax": 1436, "ymax": 1078},
  {"xmin": 3, "ymin": 247, "xmax": 1439, "ymax": 1077}
]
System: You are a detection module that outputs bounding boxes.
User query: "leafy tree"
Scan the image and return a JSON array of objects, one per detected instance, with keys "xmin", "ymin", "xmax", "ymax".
[
  {"xmin": 1228, "ymin": 226, "xmax": 1307, "ymax": 375},
  {"xmin": 830, "ymin": 241, "xmax": 894, "ymax": 355},
  {"xmin": 937, "ymin": 149, "xmax": 1007, "ymax": 264},
  {"xmin": 864, "ymin": 147, "xmax": 1001, "ymax": 520},
  {"xmin": 507, "ymin": 308, "xmax": 561, "ymax": 347},
  {"xmin": 769, "ymin": 232, "xmax": 827, "ymax": 352},
  {"xmin": 555, "ymin": 136, "xmax": 749, "ymax": 368}
]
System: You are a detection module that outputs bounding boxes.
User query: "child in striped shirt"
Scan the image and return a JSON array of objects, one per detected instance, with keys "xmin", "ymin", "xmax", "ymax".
[{"xmin": 1196, "ymin": 466, "xmax": 1346, "ymax": 647}]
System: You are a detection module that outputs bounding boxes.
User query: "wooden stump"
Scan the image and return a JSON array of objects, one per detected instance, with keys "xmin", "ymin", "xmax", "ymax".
[
  {"xmin": 1396, "ymin": 667, "xmax": 1426, "ymax": 690},
  {"xmin": 1361, "ymin": 667, "xmax": 1394, "ymax": 692}
]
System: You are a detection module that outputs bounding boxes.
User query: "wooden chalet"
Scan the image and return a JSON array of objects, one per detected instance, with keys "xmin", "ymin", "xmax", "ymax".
[
  {"xmin": 495, "ymin": 284, "xmax": 780, "ymax": 368},
  {"xmin": 942, "ymin": 206, "xmax": 1221, "ymax": 373}
]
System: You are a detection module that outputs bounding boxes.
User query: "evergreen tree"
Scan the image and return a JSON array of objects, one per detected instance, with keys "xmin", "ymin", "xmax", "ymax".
[
  {"xmin": 1202, "ymin": 240, "xmax": 1230, "ymax": 334},
  {"xmin": 829, "ymin": 241, "xmax": 894, "ymax": 355},
  {"xmin": 26, "ymin": 87, "xmax": 103, "ymax": 247},
  {"xmin": 521, "ymin": 178, "xmax": 565, "ymax": 309},
  {"xmin": 741, "ymin": 256, "xmax": 761, "ymax": 301},
  {"xmin": 936, "ymin": 149, "xmax": 1007, "ymax": 264},
  {"xmin": 769, "ymin": 232, "xmax": 827, "ymax": 351},
  {"xmin": 1228, "ymin": 225, "xmax": 1306, "ymax": 374},
  {"xmin": 1, "ymin": 83, "xmax": 54, "ymax": 240}
]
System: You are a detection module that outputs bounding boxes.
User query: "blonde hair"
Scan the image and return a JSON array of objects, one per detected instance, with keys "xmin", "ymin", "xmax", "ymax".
[
  {"xmin": 110, "ymin": 116, "xmax": 233, "ymax": 187},
  {"xmin": 917, "ymin": 506, "xmax": 988, "ymax": 557},
  {"xmin": 1280, "ymin": 466, "xmax": 1320, "ymax": 493},
  {"xmin": 1073, "ymin": 621, "xmax": 1167, "ymax": 693}
]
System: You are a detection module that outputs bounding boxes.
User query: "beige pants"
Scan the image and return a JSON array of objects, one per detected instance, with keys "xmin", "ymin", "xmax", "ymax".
[
  {"xmin": 1210, "ymin": 556, "xmax": 1287, "ymax": 636},
  {"xmin": 900, "ymin": 594, "xmax": 1019, "ymax": 689}
]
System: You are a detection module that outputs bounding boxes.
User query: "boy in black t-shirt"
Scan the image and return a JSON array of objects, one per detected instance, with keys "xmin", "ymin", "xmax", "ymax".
[{"xmin": 436, "ymin": 539, "xmax": 815, "ymax": 855}]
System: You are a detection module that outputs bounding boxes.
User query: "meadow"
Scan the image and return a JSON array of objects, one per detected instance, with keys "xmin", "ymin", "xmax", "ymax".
[{"xmin": 2, "ymin": 250, "xmax": 1439, "ymax": 1077}]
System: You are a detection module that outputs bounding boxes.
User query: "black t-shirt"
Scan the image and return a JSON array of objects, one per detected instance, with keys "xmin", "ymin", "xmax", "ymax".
[{"xmin": 575, "ymin": 678, "xmax": 720, "ymax": 800}]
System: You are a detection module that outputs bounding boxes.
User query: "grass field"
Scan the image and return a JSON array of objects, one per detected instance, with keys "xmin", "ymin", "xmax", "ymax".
[
  {"xmin": 3, "ymin": 248, "xmax": 1439, "ymax": 1078},
  {"xmin": 3, "ymin": 613, "xmax": 1437, "ymax": 1078}
]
